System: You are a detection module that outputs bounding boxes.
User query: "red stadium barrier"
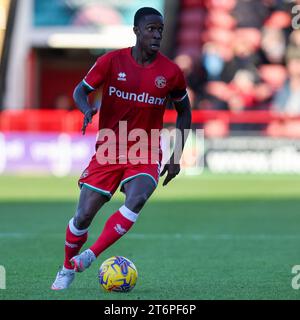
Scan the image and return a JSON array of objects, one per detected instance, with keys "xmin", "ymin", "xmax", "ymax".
[
  {"xmin": 0, "ymin": 109, "xmax": 297, "ymax": 133},
  {"xmin": 165, "ymin": 109, "xmax": 284, "ymax": 124}
]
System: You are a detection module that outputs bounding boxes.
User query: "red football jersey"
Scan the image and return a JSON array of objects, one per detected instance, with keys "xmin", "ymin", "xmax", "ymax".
[{"xmin": 83, "ymin": 47, "xmax": 187, "ymax": 163}]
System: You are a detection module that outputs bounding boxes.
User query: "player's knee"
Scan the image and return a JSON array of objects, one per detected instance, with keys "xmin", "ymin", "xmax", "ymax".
[
  {"xmin": 126, "ymin": 193, "xmax": 149, "ymax": 212},
  {"xmin": 74, "ymin": 207, "xmax": 93, "ymax": 229}
]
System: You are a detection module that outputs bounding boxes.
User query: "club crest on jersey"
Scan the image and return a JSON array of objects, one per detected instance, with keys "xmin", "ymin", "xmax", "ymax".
[
  {"xmin": 118, "ymin": 72, "xmax": 127, "ymax": 81},
  {"xmin": 155, "ymin": 76, "xmax": 166, "ymax": 88}
]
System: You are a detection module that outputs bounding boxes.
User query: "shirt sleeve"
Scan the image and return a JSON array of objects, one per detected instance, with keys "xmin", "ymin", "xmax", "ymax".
[
  {"xmin": 83, "ymin": 52, "xmax": 112, "ymax": 90},
  {"xmin": 169, "ymin": 65, "xmax": 188, "ymax": 102}
]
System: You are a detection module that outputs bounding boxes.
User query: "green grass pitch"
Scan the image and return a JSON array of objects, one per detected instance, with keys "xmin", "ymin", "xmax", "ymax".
[{"xmin": 1, "ymin": 173, "xmax": 300, "ymax": 300}]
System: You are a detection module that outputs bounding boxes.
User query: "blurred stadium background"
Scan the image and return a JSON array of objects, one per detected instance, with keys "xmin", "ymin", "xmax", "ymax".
[{"xmin": 1, "ymin": 0, "xmax": 300, "ymax": 300}]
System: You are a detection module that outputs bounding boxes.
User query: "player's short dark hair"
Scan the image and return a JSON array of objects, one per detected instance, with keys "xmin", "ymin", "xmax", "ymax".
[{"xmin": 134, "ymin": 7, "xmax": 163, "ymax": 27}]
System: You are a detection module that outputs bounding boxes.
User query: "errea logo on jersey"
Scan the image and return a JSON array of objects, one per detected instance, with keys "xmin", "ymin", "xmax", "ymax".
[
  {"xmin": 108, "ymin": 86, "xmax": 166, "ymax": 106},
  {"xmin": 117, "ymin": 72, "xmax": 127, "ymax": 81}
]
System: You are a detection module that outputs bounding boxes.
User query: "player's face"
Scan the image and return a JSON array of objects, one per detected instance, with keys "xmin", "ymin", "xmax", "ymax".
[{"xmin": 136, "ymin": 15, "xmax": 164, "ymax": 54}]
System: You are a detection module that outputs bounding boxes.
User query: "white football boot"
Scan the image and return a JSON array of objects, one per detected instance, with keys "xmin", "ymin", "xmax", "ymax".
[
  {"xmin": 70, "ymin": 249, "xmax": 96, "ymax": 272},
  {"xmin": 51, "ymin": 266, "xmax": 75, "ymax": 290}
]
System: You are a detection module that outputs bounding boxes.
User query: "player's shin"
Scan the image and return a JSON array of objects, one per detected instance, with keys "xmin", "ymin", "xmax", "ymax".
[
  {"xmin": 64, "ymin": 218, "xmax": 88, "ymax": 269},
  {"xmin": 90, "ymin": 205, "xmax": 138, "ymax": 257}
]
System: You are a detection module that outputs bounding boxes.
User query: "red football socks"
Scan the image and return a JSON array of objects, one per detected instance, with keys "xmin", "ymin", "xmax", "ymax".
[
  {"xmin": 90, "ymin": 206, "xmax": 138, "ymax": 257},
  {"xmin": 64, "ymin": 219, "xmax": 88, "ymax": 269}
]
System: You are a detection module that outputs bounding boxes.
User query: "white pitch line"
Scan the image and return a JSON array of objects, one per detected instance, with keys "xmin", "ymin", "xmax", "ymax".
[
  {"xmin": 0, "ymin": 232, "xmax": 34, "ymax": 238},
  {"xmin": 0, "ymin": 232, "xmax": 300, "ymax": 240},
  {"xmin": 126, "ymin": 233, "xmax": 300, "ymax": 240}
]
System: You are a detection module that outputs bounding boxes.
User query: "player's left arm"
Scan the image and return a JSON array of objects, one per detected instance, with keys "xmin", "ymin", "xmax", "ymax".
[{"xmin": 160, "ymin": 94, "xmax": 192, "ymax": 186}]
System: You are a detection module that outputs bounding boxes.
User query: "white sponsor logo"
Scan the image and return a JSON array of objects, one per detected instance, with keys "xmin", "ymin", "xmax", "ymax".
[
  {"xmin": 65, "ymin": 241, "xmax": 78, "ymax": 248},
  {"xmin": 108, "ymin": 86, "xmax": 166, "ymax": 106},
  {"xmin": 117, "ymin": 72, "xmax": 127, "ymax": 81},
  {"xmin": 155, "ymin": 76, "xmax": 166, "ymax": 88},
  {"xmin": 114, "ymin": 224, "xmax": 127, "ymax": 235}
]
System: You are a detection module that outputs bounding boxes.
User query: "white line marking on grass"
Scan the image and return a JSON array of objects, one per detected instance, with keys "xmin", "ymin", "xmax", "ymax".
[
  {"xmin": 0, "ymin": 232, "xmax": 34, "ymax": 238},
  {"xmin": 0, "ymin": 232, "xmax": 300, "ymax": 241},
  {"xmin": 125, "ymin": 233, "xmax": 300, "ymax": 240}
]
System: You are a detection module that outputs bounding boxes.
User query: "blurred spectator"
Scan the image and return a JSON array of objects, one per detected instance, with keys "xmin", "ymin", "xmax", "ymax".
[
  {"xmin": 258, "ymin": 64, "xmax": 287, "ymax": 92},
  {"xmin": 232, "ymin": 0, "xmax": 270, "ymax": 29},
  {"xmin": 205, "ymin": 9, "xmax": 236, "ymax": 30},
  {"xmin": 227, "ymin": 69, "xmax": 258, "ymax": 112},
  {"xmin": 267, "ymin": 48, "xmax": 300, "ymax": 137},
  {"xmin": 201, "ymin": 81, "xmax": 229, "ymax": 110},
  {"xmin": 259, "ymin": 27, "xmax": 286, "ymax": 64},
  {"xmin": 263, "ymin": 10, "xmax": 292, "ymax": 43},
  {"xmin": 271, "ymin": 49, "xmax": 300, "ymax": 115},
  {"xmin": 264, "ymin": 10, "xmax": 291, "ymax": 29},
  {"xmin": 174, "ymin": 54, "xmax": 207, "ymax": 109},
  {"xmin": 220, "ymin": 28, "xmax": 261, "ymax": 83},
  {"xmin": 202, "ymin": 42, "xmax": 225, "ymax": 81}
]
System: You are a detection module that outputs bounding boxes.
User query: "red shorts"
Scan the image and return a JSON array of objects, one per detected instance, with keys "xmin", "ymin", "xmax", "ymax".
[{"xmin": 78, "ymin": 154, "xmax": 161, "ymax": 198}]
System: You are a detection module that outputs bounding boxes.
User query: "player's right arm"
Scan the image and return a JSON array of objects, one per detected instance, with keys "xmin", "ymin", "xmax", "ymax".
[
  {"xmin": 73, "ymin": 52, "xmax": 113, "ymax": 134},
  {"xmin": 73, "ymin": 82, "xmax": 97, "ymax": 135}
]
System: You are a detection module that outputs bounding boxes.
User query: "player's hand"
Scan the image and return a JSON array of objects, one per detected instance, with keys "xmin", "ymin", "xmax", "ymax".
[
  {"xmin": 81, "ymin": 107, "xmax": 97, "ymax": 135},
  {"xmin": 160, "ymin": 161, "xmax": 180, "ymax": 186}
]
